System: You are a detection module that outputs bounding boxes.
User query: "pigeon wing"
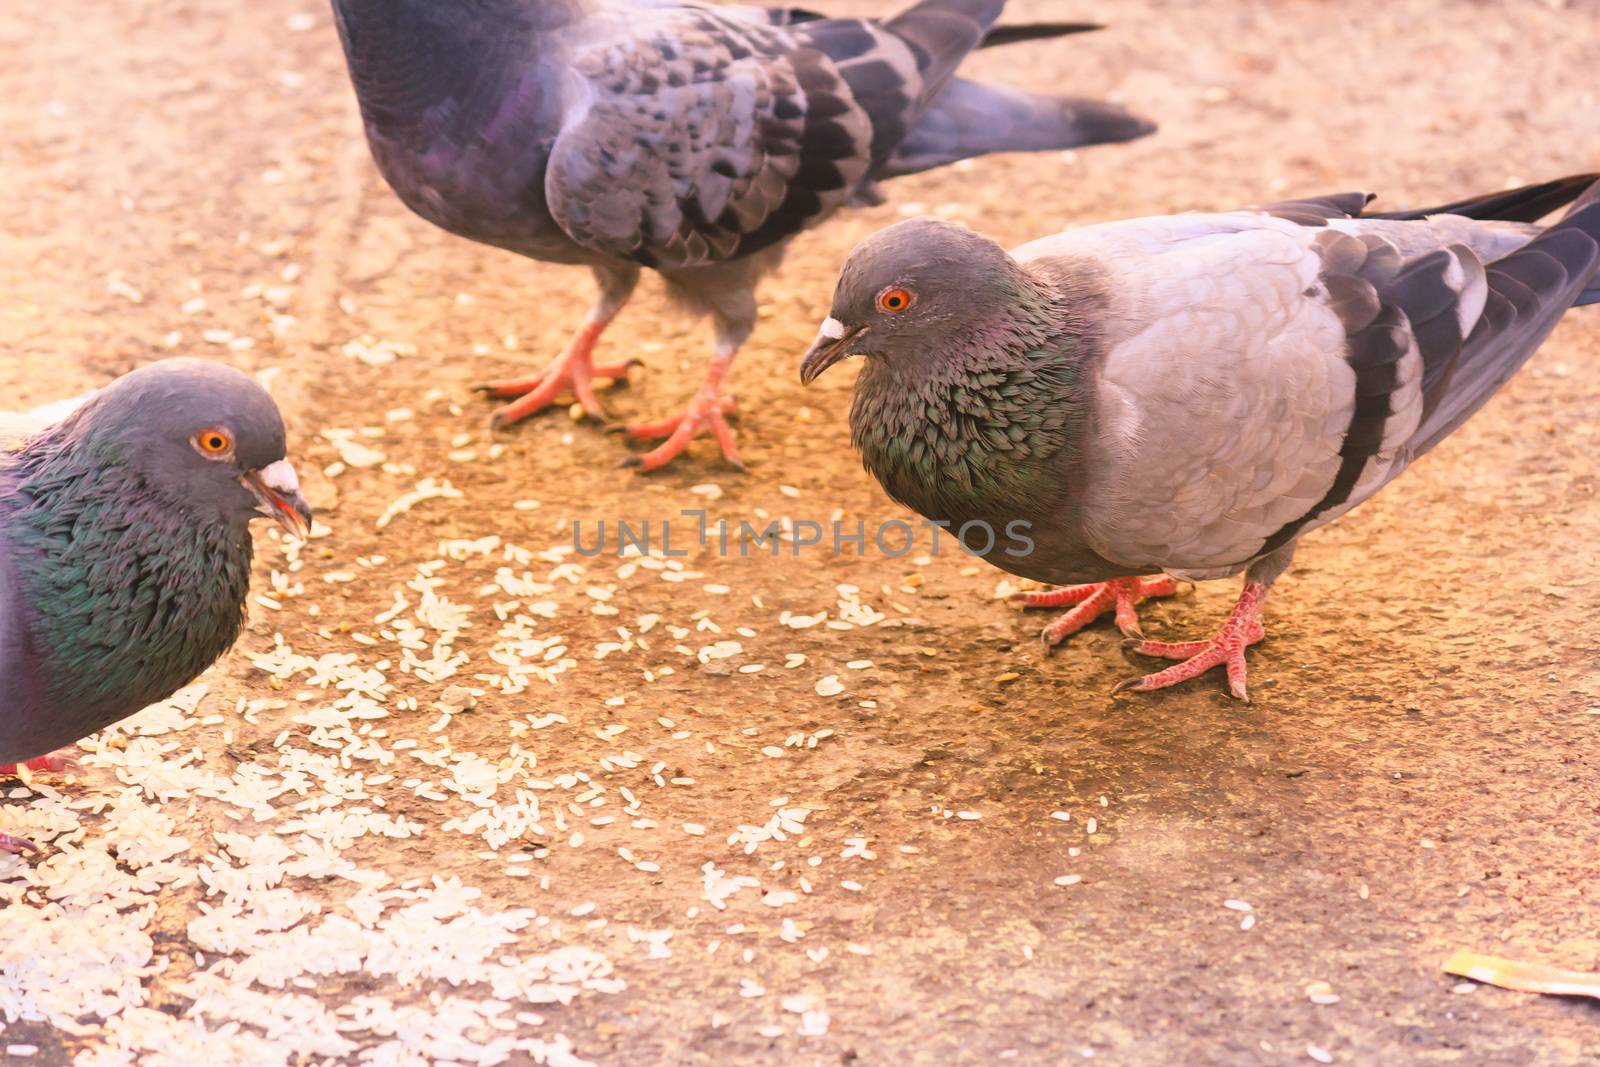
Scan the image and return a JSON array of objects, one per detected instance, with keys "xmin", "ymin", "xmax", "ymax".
[
  {"xmin": 1045, "ymin": 190, "xmax": 1599, "ymax": 576},
  {"xmin": 1252, "ymin": 174, "xmax": 1599, "ymax": 227},
  {"xmin": 1046, "ymin": 217, "xmax": 1371, "ymax": 575},
  {"xmin": 545, "ymin": 1, "xmax": 997, "ymax": 268},
  {"xmin": 1254, "ymin": 194, "xmax": 1600, "ymax": 553},
  {"xmin": 545, "ymin": 8, "xmax": 876, "ymax": 268}
]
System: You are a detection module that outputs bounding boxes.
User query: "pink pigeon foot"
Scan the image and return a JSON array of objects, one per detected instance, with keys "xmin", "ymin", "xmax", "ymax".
[
  {"xmin": 619, "ymin": 385, "xmax": 743, "ymax": 472},
  {"xmin": 0, "ymin": 753, "xmax": 79, "ymax": 776},
  {"xmin": 478, "ymin": 321, "xmax": 637, "ymax": 427},
  {"xmin": 1, "ymin": 834, "xmax": 39, "ymax": 854},
  {"xmin": 1117, "ymin": 579, "xmax": 1269, "ymax": 700},
  {"xmin": 1, "ymin": 753, "xmax": 80, "ymax": 855},
  {"xmin": 1018, "ymin": 575, "xmax": 1182, "ymax": 647}
]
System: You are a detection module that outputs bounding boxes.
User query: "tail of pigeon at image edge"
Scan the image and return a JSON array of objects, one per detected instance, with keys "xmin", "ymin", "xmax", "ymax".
[{"xmin": 1402, "ymin": 177, "xmax": 1600, "ymax": 459}]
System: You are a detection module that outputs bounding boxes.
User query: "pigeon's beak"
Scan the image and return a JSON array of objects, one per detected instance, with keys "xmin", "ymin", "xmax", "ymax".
[
  {"xmin": 799, "ymin": 318, "xmax": 867, "ymax": 385},
  {"xmin": 241, "ymin": 458, "xmax": 313, "ymax": 541}
]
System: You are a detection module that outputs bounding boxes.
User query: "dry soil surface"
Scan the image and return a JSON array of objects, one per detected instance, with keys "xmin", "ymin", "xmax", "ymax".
[{"xmin": 3, "ymin": 1, "xmax": 1600, "ymax": 1065}]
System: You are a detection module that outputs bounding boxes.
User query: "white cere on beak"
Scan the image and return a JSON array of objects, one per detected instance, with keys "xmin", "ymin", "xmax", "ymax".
[
  {"xmin": 819, "ymin": 317, "xmax": 847, "ymax": 340},
  {"xmin": 257, "ymin": 458, "xmax": 301, "ymax": 496}
]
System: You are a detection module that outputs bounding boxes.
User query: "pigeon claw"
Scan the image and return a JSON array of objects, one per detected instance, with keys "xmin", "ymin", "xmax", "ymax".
[
  {"xmin": 1022, "ymin": 575, "xmax": 1180, "ymax": 648},
  {"xmin": 1116, "ymin": 579, "xmax": 1269, "ymax": 700},
  {"xmin": 0, "ymin": 753, "xmax": 80, "ymax": 776},
  {"xmin": 479, "ymin": 324, "xmax": 633, "ymax": 428},
  {"xmin": 0, "ymin": 833, "xmax": 41, "ymax": 855},
  {"xmin": 0, "ymin": 752, "xmax": 76, "ymax": 855},
  {"xmin": 622, "ymin": 388, "xmax": 743, "ymax": 472}
]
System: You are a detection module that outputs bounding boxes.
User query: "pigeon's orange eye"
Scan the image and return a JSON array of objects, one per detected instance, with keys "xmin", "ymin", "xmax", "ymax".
[
  {"xmin": 194, "ymin": 428, "xmax": 233, "ymax": 457},
  {"xmin": 877, "ymin": 287, "xmax": 914, "ymax": 314}
]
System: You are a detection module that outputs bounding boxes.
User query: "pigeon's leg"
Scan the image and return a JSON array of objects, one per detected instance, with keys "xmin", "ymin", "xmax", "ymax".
[
  {"xmin": 0, "ymin": 834, "xmax": 40, "ymax": 855},
  {"xmin": 1018, "ymin": 575, "xmax": 1182, "ymax": 647},
  {"xmin": 478, "ymin": 264, "xmax": 640, "ymax": 427},
  {"xmin": 620, "ymin": 286, "xmax": 753, "ymax": 472},
  {"xmin": 0, "ymin": 752, "xmax": 79, "ymax": 776},
  {"xmin": 1116, "ymin": 545, "xmax": 1295, "ymax": 701},
  {"xmin": 0, "ymin": 753, "xmax": 79, "ymax": 854}
]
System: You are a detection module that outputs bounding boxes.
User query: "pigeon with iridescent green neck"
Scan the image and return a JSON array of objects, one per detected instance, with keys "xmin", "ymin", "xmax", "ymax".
[
  {"xmin": 1, "ymin": 358, "xmax": 311, "ymax": 852},
  {"xmin": 801, "ymin": 175, "xmax": 1600, "ymax": 699}
]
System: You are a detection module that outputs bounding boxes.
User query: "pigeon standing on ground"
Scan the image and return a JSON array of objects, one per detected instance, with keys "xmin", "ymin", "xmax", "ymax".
[
  {"xmin": 800, "ymin": 175, "xmax": 1600, "ymax": 698},
  {"xmin": 1, "ymin": 359, "xmax": 312, "ymax": 851},
  {"xmin": 329, "ymin": 0, "xmax": 1153, "ymax": 470}
]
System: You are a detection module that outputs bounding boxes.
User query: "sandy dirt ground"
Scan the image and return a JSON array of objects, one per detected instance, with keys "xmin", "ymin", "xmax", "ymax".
[{"xmin": 3, "ymin": 0, "xmax": 1600, "ymax": 1064}]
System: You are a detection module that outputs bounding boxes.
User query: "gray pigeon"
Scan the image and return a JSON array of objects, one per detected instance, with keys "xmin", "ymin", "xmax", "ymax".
[
  {"xmin": 0, "ymin": 359, "xmax": 312, "ymax": 852},
  {"xmin": 329, "ymin": 0, "xmax": 1153, "ymax": 470},
  {"xmin": 800, "ymin": 175, "xmax": 1600, "ymax": 698}
]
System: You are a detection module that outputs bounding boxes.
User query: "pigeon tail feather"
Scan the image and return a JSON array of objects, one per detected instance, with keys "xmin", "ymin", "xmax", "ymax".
[
  {"xmin": 1553, "ymin": 178, "xmax": 1600, "ymax": 306},
  {"xmin": 1371, "ymin": 173, "xmax": 1600, "ymax": 224},
  {"xmin": 977, "ymin": 22, "xmax": 1103, "ymax": 48},
  {"xmin": 1408, "ymin": 182, "xmax": 1600, "ymax": 458},
  {"xmin": 879, "ymin": 78, "xmax": 1154, "ymax": 179}
]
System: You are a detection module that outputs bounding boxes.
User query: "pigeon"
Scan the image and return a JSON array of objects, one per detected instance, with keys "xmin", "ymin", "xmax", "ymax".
[
  {"xmin": 329, "ymin": 0, "xmax": 1154, "ymax": 470},
  {"xmin": 0, "ymin": 358, "xmax": 312, "ymax": 851},
  {"xmin": 799, "ymin": 175, "xmax": 1600, "ymax": 698}
]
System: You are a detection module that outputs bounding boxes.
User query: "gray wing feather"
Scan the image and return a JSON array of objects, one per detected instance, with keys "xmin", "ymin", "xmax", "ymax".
[
  {"xmin": 1069, "ymin": 181, "xmax": 1599, "ymax": 574},
  {"xmin": 1259, "ymin": 193, "xmax": 1375, "ymax": 226},
  {"xmin": 1409, "ymin": 210, "xmax": 1600, "ymax": 455},
  {"xmin": 1259, "ymin": 192, "xmax": 1600, "ymax": 554},
  {"xmin": 1258, "ymin": 174, "xmax": 1599, "ymax": 228},
  {"xmin": 1368, "ymin": 174, "xmax": 1600, "ymax": 224},
  {"xmin": 1254, "ymin": 232, "xmax": 1480, "ymax": 554},
  {"xmin": 882, "ymin": 0, "xmax": 1002, "ymax": 101},
  {"xmin": 545, "ymin": 0, "xmax": 1029, "ymax": 269},
  {"xmin": 545, "ymin": 6, "xmax": 954, "ymax": 270}
]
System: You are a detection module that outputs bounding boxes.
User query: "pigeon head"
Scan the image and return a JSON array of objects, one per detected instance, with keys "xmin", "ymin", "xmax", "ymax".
[
  {"xmin": 60, "ymin": 358, "xmax": 312, "ymax": 540},
  {"xmin": 799, "ymin": 218, "xmax": 1027, "ymax": 384}
]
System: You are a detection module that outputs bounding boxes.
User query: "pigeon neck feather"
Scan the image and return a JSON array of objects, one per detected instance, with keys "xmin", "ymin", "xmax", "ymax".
[{"xmin": 848, "ymin": 279, "xmax": 1091, "ymax": 527}]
